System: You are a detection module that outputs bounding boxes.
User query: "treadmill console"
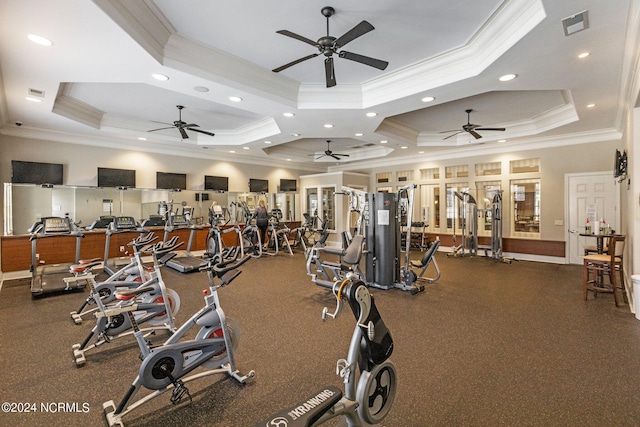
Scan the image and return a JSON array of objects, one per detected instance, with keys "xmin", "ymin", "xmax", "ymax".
[
  {"xmin": 113, "ymin": 216, "xmax": 138, "ymax": 230},
  {"xmin": 42, "ymin": 217, "xmax": 72, "ymax": 234},
  {"xmin": 171, "ymin": 214, "xmax": 190, "ymax": 226}
]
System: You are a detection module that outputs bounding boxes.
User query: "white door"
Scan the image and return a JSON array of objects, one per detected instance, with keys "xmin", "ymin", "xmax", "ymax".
[{"xmin": 566, "ymin": 172, "xmax": 619, "ymax": 264}]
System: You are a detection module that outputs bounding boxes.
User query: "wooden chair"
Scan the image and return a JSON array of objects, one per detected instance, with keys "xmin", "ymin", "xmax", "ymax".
[{"xmin": 582, "ymin": 235, "xmax": 625, "ymax": 307}]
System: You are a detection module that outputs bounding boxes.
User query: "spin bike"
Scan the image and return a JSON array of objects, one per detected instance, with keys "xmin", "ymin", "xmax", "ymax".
[
  {"xmin": 68, "ymin": 232, "xmax": 159, "ymax": 324},
  {"xmin": 102, "ymin": 254, "xmax": 255, "ymax": 426},
  {"xmin": 72, "ymin": 239, "xmax": 182, "ymax": 367},
  {"xmin": 255, "ymin": 276, "xmax": 397, "ymax": 427}
]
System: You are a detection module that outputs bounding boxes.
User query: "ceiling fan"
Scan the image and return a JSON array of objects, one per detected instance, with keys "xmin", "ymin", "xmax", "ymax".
[
  {"xmin": 272, "ymin": 6, "xmax": 389, "ymax": 88},
  {"xmin": 147, "ymin": 105, "xmax": 215, "ymax": 139},
  {"xmin": 312, "ymin": 140, "xmax": 350, "ymax": 160},
  {"xmin": 440, "ymin": 109, "xmax": 506, "ymax": 140}
]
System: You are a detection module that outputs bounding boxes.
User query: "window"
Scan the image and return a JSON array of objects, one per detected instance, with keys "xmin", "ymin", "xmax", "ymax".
[
  {"xmin": 446, "ymin": 182, "xmax": 468, "ymax": 230},
  {"xmin": 377, "ymin": 186, "xmax": 392, "ymax": 193},
  {"xmin": 321, "ymin": 187, "xmax": 335, "ymax": 230},
  {"xmin": 306, "ymin": 188, "xmax": 318, "ymax": 217},
  {"xmin": 419, "ymin": 184, "xmax": 440, "ymax": 229},
  {"xmin": 475, "ymin": 161, "xmax": 502, "ymax": 176},
  {"xmin": 420, "ymin": 167, "xmax": 440, "ymax": 180},
  {"xmin": 511, "ymin": 178, "xmax": 540, "ymax": 235},
  {"xmin": 446, "ymin": 165, "xmax": 468, "ymax": 178},
  {"xmin": 376, "ymin": 172, "xmax": 391, "ymax": 183},
  {"xmin": 476, "ymin": 181, "xmax": 502, "ymax": 235},
  {"xmin": 397, "ymin": 170, "xmax": 413, "ymax": 182},
  {"xmin": 510, "ymin": 158, "xmax": 540, "ymax": 174}
]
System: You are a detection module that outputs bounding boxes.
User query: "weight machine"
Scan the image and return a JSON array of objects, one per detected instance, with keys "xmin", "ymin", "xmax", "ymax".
[{"xmin": 448, "ymin": 191, "xmax": 478, "ymax": 257}]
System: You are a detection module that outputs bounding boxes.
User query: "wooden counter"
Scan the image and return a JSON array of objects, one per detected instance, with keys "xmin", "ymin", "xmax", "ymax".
[{"xmin": 0, "ymin": 222, "xmax": 301, "ymax": 273}]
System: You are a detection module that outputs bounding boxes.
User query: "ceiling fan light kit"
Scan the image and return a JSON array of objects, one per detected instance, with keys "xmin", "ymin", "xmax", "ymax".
[{"xmin": 273, "ymin": 6, "xmax": 389, "ymax": 87}]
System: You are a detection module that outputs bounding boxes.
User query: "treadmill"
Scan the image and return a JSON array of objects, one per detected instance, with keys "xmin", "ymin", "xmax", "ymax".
[
  {"xmin": 163, "ymin": 213, "xmax": 208, "ymax": 273},
  {"xmin": 103, "ymin": 216, "xmax": 144, "ymax": 276},
  {"xmin": 30, "ymin": 216, "xmax": 85, "ymax": 298}
]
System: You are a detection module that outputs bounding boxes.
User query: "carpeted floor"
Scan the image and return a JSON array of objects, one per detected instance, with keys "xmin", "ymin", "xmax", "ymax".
[{"xmin": 2, "ymin": 251, "xmax": 640, "ymax": 427}]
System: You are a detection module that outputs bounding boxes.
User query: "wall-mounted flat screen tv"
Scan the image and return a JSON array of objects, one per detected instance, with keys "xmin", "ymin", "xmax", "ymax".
[
  {"xmin": 249, "ymin": 178, "xmax": 269, "ymax": 193},
  {"xmin": 12, "ymin": 160, "xmax": 63, "ymax": 185},
  {"xmin": 204, "ymin": 175, "xmax": 229, "ymax": 192},
  {"xmin": 280, "ymin": 179, "xmax": 297, "ymax": 192},
  {"xmin": 157, "ymin": 172, "xmax": 187, "ymax": 190},
  {"xmin": 97, "ymin": 167, "xmax": 136, "ymax": 188}
]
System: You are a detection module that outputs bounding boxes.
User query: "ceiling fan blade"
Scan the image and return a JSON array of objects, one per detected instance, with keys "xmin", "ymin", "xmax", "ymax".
[
  {"xmin": 330, "ymin": 154, "xmax": 342, "ymax": 160},
  {"xmin": 273, "ymin": 53, "xmax": 319, "ymax": 73},
  {"xmin": 468, "ymin": 130, "xmax": 482, "ymax": 139},
  {"xmin": 439, "ymin": 129, "xmax": 460, "ymax": 134},
  {"xmin": 475, "ymin": 127, "xmax": 506, "ymax": 131},
  {"xmin": 339, "ymin": 51, "xmax": 388, "ymax": 70},
  {"xmin": 150, "ymin": 120, "xmax": 173, "ymax": 125},
  {"xmin": 148, "ymin": 126, "xmax": 176, "ymax": 132},
  {"xmin": 179, "ymin": 127, "xmax": 189, "ymax": 139},
  {"xmin": 334, "ymin": 20, "xmax": 375, "ymax": 48},
  {"xmin": 182, "ymin": 123, "xmax": 199, "ymax": 128},
  {"xmin": 315, "ymin": 154, "xmax": 327, "ymax": 160},
  {"xmin": 276, "ymin": 30, "xmax": 319, "ymax": 47},
  {"xmin": 187, "ymin": 128, "xmax": 215, "ymax": 137},
  {"xmin": 442, "ymin": 131, "xmax": 463, "ymax": 140},
  {"xmin": 325, "ymin": 57, "xmax": 337, "ymax": 87}
]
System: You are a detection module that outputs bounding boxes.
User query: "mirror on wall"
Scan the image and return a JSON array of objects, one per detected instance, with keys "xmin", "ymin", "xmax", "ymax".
[{"xmin": 3, "ymin": 183, "xmax": 300, "ymax": 235}]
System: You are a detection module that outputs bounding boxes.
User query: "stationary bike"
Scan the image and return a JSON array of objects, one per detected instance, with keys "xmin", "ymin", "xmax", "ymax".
[
  {"xmin": 255, "ymin": 276, "xmax": 397, "ymax": 427},
  {"xmin": 68, "ymin": 233, "xmax": 159, "ymax": 324},
  {"xmin": 72, "ymin": 239, "xmax": 182, "ymax": 367},
  {"xmin": 102, "ymin": 254, "xmax": 255, "ymax": 426}
]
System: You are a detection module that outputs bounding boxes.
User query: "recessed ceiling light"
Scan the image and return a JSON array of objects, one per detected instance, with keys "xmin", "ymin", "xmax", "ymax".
[
  {"xmin": 578, "ymin": 52, "xmax": 590, "ymax": 59},
  {"xmin": 291, "ymin": 133, "xmax": 300, "ymax": 137},
  {"xmin": 25, "ymin": 96, "xmax": 42, "ymax": 103},
  {"xmin": 355, "ymin": 133, "xmax": 364, "ymax": 136},
  {"xmin": 366, "ymin": 112, "xmax": 377, "ymax": 117},
  {"xmin": 193, "ymin": 85, "xmax": 209, "ymax": 92},
  {"xmin": 421, "ymin": 96, "xmax": 435, "ymax": 103},
  {"xmin": 401, "ymin": 146, "xmax": 408, "ymax": 149},
  {"xmin": 264, "ymin": 140, "xmax": 272, "ymax": 144},
  {"xmin": 286, "ymin": 159, "xmax": 292, "ymax": 161},
  {"xmin": 137, "ymin": 137, "xmax": 147, "ymax": 141},
  {"xmin": 418, "ymin": 151, "xmax": 425, "ymax": 154},
  {"xmin": 283, "ymin": 112, "xmax": 295, "ymax": 117},
  {"xmin": 587, "ymin": 103, "xmax": 595, "ymax": 108},
  {"xmin": 498, "ymin": 139, "xmax": 506, "ymax": 143},
  {"xmin": 324, "ymin": 124, "xmax": 333, "ymax": 128},
  {"xmin": 27, "ymin": 34, "xmax": 53, "ymax": 46},
  {"xmin": 152, "ymin": 73, "xmax": 169, "ymax": 81},
  {"xmin": 499, "ymin": 73, "xmax": 517, "ymax": 82},
  {"xmin": 229, "ymin": 96, "xmax": 243, "ymax": 102},
  {"xmin": 380, "ymin": 140, "xmax": 388, "ymax": 144},
  {"xmin": 243, "ymin": 146, "xmax": 250, "ymax": 150},
  {"xmin": 229, "ymin": 150, "xmax": 236, "ymax": 153}
]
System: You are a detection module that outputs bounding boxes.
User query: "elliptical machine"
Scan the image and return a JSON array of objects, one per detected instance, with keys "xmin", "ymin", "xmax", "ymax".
[
  {"xmin": 102, "ymin": 254, "xmax": 255, "ymax": 426},
  {"xmin": 255, "ymin": 275, "xmax": 397, "ymax": 427}
]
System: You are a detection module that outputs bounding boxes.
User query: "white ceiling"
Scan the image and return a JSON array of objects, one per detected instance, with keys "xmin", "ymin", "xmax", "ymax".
[{"xmin": 0, "ymin": 0, "xmax": 638, "ymax": 172}]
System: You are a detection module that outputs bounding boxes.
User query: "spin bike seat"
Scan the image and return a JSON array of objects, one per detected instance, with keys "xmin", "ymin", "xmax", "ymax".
[
  {"xmin": 115, "ymin": 285, "xmax": 155, "ymax": 301},
  {"xmin": 69, "ymin": 260, "xmax": 102, "ymax": 273},
  {"xmin": 254, "ymin": 386, "xmax": 342, "ymax": 427}
]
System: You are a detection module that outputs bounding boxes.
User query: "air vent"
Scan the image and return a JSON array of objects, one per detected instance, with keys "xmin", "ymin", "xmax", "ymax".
[
  {"xmin": 562, "ymin": 10, "xmax": 589, "ymax": 36},
  {"xmin": 28, "ymin": 88, "xmax": 45, "ymax": 98}
]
